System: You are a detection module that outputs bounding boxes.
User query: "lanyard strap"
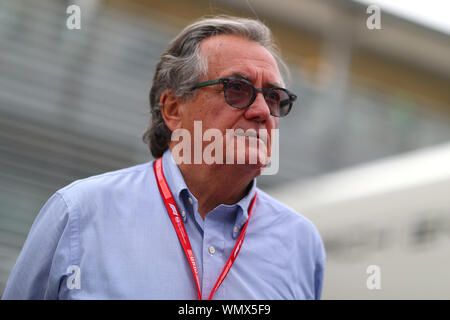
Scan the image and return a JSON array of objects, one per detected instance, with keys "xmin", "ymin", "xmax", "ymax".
[{"xmin": 153, "ymin": 157, "xmax": 257, "ymax": 300}]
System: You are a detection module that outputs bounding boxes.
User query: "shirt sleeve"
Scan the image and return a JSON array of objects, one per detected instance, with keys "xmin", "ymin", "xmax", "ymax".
[
  {"xmin": 2, "ymin": 192, "xmax": 72, "ymax": 300},
  {"xmin": 314, "ymin": 233, "xmax": 326, "ymax": 300}
]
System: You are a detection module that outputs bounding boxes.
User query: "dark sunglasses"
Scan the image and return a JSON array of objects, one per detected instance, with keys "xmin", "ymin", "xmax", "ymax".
[{"xmin": 191, "ymin": 78, "xmax": 297, "ymax": 117}]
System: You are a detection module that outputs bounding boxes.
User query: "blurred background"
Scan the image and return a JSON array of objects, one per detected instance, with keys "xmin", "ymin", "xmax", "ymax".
[{"xmin": 0, "ymin": 0, "xmax": 449, "ymax": 298}]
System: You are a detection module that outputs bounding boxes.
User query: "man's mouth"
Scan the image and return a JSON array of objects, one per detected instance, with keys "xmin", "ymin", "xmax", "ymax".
[
  {"xmin": 233, "ymin": 131, "xmax": 258, "ymax": 138},
  {"xmin": 233, "ymin": 129, "xmax": 269, "ymax": 149}
]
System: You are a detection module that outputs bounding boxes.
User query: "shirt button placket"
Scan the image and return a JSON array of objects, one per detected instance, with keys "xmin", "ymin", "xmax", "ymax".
[{"xmin": 202, "ymin": 215, "xmax": 224, "ymax": 299}]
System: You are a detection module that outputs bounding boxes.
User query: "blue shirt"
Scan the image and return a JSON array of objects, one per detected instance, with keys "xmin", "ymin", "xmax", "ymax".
[{"xmin": 2, "ymin": 149, "xmax": 326, "ymax": 300}]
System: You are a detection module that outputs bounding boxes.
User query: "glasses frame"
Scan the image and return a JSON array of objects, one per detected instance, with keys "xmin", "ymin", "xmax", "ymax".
[{"xmin": 191, "ymin": 77, "xmax": 297, "ymax": 117}]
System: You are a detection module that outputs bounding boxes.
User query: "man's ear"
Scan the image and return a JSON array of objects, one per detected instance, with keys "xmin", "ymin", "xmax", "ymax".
[{"xmin": 159, "ymin": 89, "xmax": 182, "ymax": 132}]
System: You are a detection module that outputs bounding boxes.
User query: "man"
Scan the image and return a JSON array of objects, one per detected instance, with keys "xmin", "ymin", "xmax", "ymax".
[{"xmin": 3, "ymin": 16, "xmax": 325, "ymax": 300}]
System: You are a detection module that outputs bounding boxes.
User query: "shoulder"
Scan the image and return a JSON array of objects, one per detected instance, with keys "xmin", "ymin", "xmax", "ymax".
[
  {"xmin": 59, "ymin": 161, "xmax": 153, "ymax": 193},
  {"xmin": 255, "ymin": 188, "xmax": 315, "ymax": 227},
  {"xmin": 56, "ymin": 161, "xmax": 155, "ymax": 211},
  {"xmin": 254, "ymin": 188, "xmax": 323, "ymax": 243},
  {"xmin": 253, "ymin": 188, "xmax": 326, "ymax": 279},
  {"xmin": 252, "ymin": 188, "xmax": 326, "ymax": 299}
]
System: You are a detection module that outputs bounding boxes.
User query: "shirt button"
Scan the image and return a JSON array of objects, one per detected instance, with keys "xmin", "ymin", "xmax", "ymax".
[
  {"xmin": 209, "ymin": 246, "xmax": 216, "ymax": 255},
  {"xmin": 188, "ymin": 197, "xmax": 193, "ymax": 205},
  {"xmin": 233, "ymin": 226, "xmax": 239, "ymax": 233},
  {"xmin": 180, "ymin": 210, "xmax": 186, "ymax": 218}
]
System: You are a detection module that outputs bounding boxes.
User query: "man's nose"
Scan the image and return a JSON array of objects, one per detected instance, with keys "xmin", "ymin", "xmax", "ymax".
[{"xmin": 244, "ymin": 92, "xmax": 271, "ymax": 122}]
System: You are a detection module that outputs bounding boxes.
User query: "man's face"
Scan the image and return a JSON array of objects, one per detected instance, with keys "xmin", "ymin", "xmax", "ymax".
[{"xmin": 177, "ymin": 34, "xmax": 282, "ymax": 173}]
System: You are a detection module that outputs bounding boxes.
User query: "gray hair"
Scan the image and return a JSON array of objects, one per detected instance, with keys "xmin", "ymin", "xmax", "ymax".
[{"xmin": 142, "ymin": 15, "xmax": 288, "ymax": 158}]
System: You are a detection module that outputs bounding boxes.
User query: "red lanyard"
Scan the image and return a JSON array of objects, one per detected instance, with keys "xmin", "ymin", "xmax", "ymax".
[{"xmin": 153, "ymin": 157, "xmax": 257, "ymax": 300}]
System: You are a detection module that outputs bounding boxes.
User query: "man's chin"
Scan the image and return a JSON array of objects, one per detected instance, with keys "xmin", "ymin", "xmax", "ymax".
[{"xmin": 229, "ymin": 148, "xmax": 271, "ymax": 174}]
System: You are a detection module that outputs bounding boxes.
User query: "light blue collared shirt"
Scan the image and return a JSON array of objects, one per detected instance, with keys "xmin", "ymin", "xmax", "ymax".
[{"xmin": 2, "ymin": 150, "xmax": 325, "ymax": 300}]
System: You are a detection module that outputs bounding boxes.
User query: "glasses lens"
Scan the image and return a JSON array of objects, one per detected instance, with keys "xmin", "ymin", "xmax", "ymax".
[
  {"xmin": 224, "ymin": 80, "xmax": 254, "ymax": 108},
  {"xmin": 265, "ymin": 89, "xmax": 291, "ymax": 117}
]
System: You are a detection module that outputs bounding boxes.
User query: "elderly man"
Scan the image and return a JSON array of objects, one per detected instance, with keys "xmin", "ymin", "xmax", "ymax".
[{"xmin": 3, "ymin": 16, "xmax": 325, "ymax": 300}]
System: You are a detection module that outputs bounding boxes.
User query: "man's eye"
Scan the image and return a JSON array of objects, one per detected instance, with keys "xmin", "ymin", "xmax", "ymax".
[
  {"xmin": 230, "ymin": 82, "xmax": 243, "ymax": 91},
  {"xmin": 267, "ymin": 90, "xmax": 280, "ymax": 101}
]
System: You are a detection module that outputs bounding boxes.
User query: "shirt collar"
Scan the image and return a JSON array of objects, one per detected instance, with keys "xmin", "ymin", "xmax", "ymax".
[
  {"xmin": 161, "ymin": 149, "xmax": 189, "ymax": 205},
  {"xmin": 160, "ymin": 149, "xmax": 257, "ymax": 236},
  {"xmin": 232, "ymin": 176, "xmax": 257, "ymax": 234}
]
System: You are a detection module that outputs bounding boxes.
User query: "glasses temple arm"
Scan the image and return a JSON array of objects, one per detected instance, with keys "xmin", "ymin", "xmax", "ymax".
[{"xmin": 191, "ymin": 79, "xmax": 223, "ymax": 90}]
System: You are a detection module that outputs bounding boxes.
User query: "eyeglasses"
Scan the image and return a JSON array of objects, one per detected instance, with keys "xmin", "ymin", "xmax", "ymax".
[{"xmin": 191, "ymin": 78, "xmax": 297, "ymax": 117}]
